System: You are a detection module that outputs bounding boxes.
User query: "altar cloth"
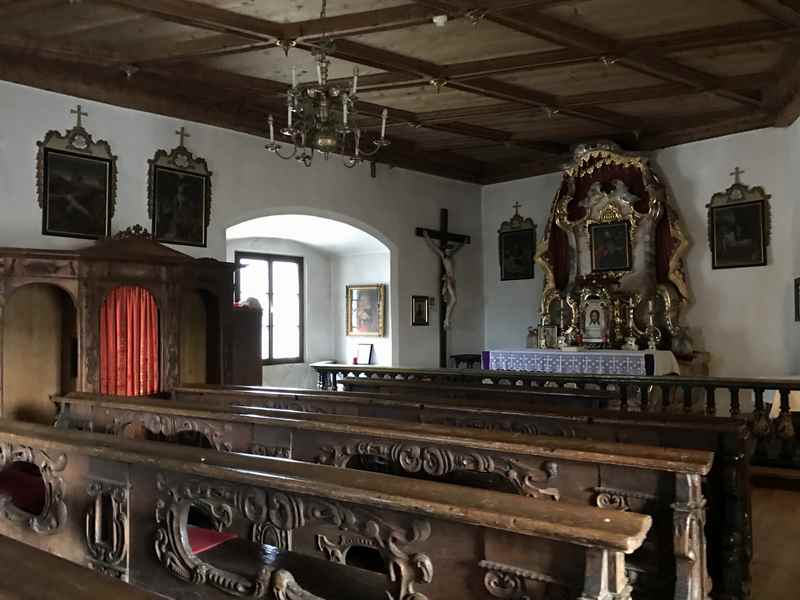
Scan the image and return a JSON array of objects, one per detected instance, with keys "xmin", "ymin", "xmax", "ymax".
[{"xmin": 482, "ymin": 348, "xmax": 680, "ymax": 377}]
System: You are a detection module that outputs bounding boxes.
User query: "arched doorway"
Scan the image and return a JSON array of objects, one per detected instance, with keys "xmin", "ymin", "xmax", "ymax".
[
  {"xmin": 180, "ymin": 289, "xmax": 221, "ymax": 385},
  {"xmin": 226, "ymin": 213, "xmax": 393, "ymax": 387},
  {"xmin": 2, "ymin": 284, "xmax": 77, "ymax": 423},
  {"xmin": 99, "ymin": 286, "xmax": 160, "ymax": 396}
]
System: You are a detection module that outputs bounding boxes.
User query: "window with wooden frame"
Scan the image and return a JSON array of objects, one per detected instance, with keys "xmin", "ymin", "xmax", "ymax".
[{"xmin": 235, "ymin": 251, "xmax": 304, "ymax": 365}]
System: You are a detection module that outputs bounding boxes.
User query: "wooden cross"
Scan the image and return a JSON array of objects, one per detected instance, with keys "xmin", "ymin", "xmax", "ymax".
[
  {"xmin": 176, "ymin": 126, "xmax": 190, "ymax": 147},
  {"xmin": 513, "ymin": 201, "xmax": 522, "ymax": 215},
  {"xmin": 415, "ymin": 208, "xmax": 471, "ymax": 368},
  {"xmin": 730, "ymin": 166, "xmax": 745, "ymax": 184},
  {"xmin": 71, "ymin": 104, "xmax": 88, "ymax": 128}
]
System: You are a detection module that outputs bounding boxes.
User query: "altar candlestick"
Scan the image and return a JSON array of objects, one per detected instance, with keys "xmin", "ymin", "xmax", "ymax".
[
  {"xmin": 342, "ymin": 96, "xmax": 348, "ymax": 125},
  {"xmin": 352, "ymin": 67, "xmax": 359, "ymax": 95},
  {"xmin": 380, "ymin": 108, "xmax": 388, "ymax": 139},
  {"xmin": 316, "ymin": 63, "xmax": 323, "ymax": 85},
  {"xmin": 268, "ymin": 115, "xmax": 275, "ymax": 141},
  {"xmin": 287, "ymin": 104, "xmax": 292, "ymax": 128},
  {"xmin": 291, "ymin": 66, "xmax": 297, "ymax": 88}
]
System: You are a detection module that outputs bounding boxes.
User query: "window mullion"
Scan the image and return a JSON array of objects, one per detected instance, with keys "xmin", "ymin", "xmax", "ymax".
[{"xmin": 267, "ymin": 258, "xmax": 274, "ymax": 361}]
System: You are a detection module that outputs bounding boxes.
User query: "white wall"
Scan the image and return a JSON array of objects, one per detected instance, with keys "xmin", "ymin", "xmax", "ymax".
[
  {"xmin": 482, "ymin": 122, "xmax": 800, "ymax": 377},
  {"xmin": 333, "ymin": 252, "xmax": 392, "ymax": 365},
  {"xmin": 226, "ymin": 237, "xmax": 333, "ymax": 388},
  {"xmin": 0, "ymin": 80, "xmax": 484, "ymax": 368}
]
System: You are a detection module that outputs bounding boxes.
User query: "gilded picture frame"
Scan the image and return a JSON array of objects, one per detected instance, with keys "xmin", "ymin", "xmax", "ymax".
[
  {"xmin": 707, "ymin": 177, "xmax": 770, "ymax": 270},
  {"xmin": 589, "ymin": 221, "xmax": 632, "ymax": 273},
  {"xmin": 346, "ymin": 284, "xmax": 386, "ymax": 337}
]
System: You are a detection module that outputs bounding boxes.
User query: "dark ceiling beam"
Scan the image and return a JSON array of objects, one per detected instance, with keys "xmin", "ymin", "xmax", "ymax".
[
  {"xmin": 287, "ymin": 4, "xmax": 440, "ymax": 40},
  {"xmin": 772, "ymin": 44, "xmax": 800, "ymax": 125},
  {"xmin": 637, "ymin": 110, "xmax": 775, "ymax": 150},
  {"xmin": 743, "ymin": 0, "xmax": 800, "ymax": 25},
  {"xmin": 106, "ymin": 0, "xmax": 283, "ymax": 40},
  {"xmin": 487, "ymin": 9, "xmax": 765, "ymax": 108}
]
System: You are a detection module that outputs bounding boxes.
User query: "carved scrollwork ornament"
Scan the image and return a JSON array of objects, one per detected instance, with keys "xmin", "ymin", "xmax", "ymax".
[
  {"xmin": 111, "ymin": 412, "xmax": 233, "ymax": 451},
  {"xmin": 0, "ymin": 443, "xmax": 67, "ymax": 534},
  {"xmin": 316, "ymin": 441, "xmax": 560, "ymax": 500},
  {"xmin": 85, "ymin": 481, "xmax": 129, "ymax": 580},
  {"xmin": 154, "ymin": 474, "xmax": 433, "ymax": 600}
]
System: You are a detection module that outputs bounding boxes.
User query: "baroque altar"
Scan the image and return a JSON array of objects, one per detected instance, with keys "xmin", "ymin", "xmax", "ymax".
[{"xmin": 534, "ymin": 142, "xmax": 697, "ymax": 358}]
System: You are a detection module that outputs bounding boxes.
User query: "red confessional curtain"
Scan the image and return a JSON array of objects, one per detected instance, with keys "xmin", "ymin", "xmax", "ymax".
[{"xmin": 99, "ymin": 286, "xmax": 159, "ymax": 396}]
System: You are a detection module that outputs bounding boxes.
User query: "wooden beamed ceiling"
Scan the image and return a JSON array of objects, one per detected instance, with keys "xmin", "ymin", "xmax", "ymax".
[{"xmin": 0, "ymin": 0, "xmax": 797, "ymax": 183}]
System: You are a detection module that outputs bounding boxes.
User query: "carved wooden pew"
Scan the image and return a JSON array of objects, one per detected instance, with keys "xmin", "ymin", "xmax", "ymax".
[
  {"xmin": 0, "ymin": 533, "xmax": 161, "ymax": 600},
  {"xmin": 168, "ymin": 384, "xmax": 751, "ymax": 600},
  {"xmin": 0, "ymin": 420, "xmax": 650, "ymax": 600},
  {"xmin": 54, "ymin": 392, "xmax": 713, "ymax": 600}
]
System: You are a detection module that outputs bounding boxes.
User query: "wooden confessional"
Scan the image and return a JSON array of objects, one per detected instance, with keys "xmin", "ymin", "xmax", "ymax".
[{"xmin": 0, "ymin": 235, "xmax": 237, "ymax": 423}]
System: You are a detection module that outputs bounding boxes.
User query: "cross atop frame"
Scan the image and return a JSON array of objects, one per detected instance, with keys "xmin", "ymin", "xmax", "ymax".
[
  {"xmin": 176, "ymin": 126, "xmax": 191, "ymax": 147},
  {"xmin": 71, "ymin": 104, "xmax": 88, "ymax": 129},
  {"xmin": 730, "ymin": 166, "xmax": 745, "ymax": 184}
]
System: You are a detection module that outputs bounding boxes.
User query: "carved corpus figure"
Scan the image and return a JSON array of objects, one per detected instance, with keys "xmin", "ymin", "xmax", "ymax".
[{"xmin": 423, "ymin": 231, "xmax": 463, "ymax": 330}]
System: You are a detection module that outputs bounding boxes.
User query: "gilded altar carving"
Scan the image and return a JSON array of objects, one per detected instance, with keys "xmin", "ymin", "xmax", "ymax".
[
  {"xmin": 535, "ymin": 141, "xmax": 692, "ymax": 352},
  {"xmin": 316, "ymin": 441, "xmax": 560, "ymax": 500},
  {"xmin": 85, "ymin": 480, "xmax": 129, "ymax": 580},
  {"xmin": 0, "ymin": 443, "xmax": 67, "ymax": 534},
  {"xmin": 154, "ymin": 474, "xmax": 433, "ymax": 600}
]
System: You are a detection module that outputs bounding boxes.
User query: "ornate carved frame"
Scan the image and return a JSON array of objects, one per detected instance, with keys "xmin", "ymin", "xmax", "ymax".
[
  {"xmin": 85, "ymin": 480, "xmax": 129, "ymax": 580},
  {"xmin": 707, "ymin": 179, "xmax": 771, "ymax": 270},
  {"xmin": 154, "ymin": 474, "xmax": 433, "ymax": 600},
  {"xmin": 498, "ymin": 205, "xmax": 537, "ymax": 281},
  {"xmin": 109, "ymin": 411, "xmax": 233, "ymax": 452},
  {"xmin": 147, "ymin": 143, "xmax": 212, "ymax": 248},
  {"xmin": 0, "ymin": 443, "xmax": 67, "ymax": 534},
  {"xmin": 36, "ymin": 124, "xmax": 118, "ymax": 240}
]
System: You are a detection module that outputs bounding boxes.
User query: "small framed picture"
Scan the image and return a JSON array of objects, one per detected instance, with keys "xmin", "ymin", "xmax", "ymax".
[
  {"xmin": 356, "ymin": 343, "xmax": 374, "ymax": 365},
  {"xmin": 411, "ymin": 295, "xmax": 430, "ymax": 326},
  {"xmin": 589, "ymin": 221, "xmax": 632, "ymax": 273},
  {"xmin": 795, "ymin": 278, "xmax": 800, "ymax": 322},
  {"xmin": 346, "ymin": 284, "xmax": 386, "ymax": 337},
  {"xmin": 710, "ymin": 201, "xmax": 767, "ymax": 269},
  {"xmin": 538, "ymin": 324, "xmax": 558, "ymax": 349},
  {"xmin": 582, "ymin": 298, "xmax": 608, "ymax": 344}
]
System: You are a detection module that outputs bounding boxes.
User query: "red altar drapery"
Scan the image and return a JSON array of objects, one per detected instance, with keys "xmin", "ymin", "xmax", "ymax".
[{"xmin": 99, "ymin": 286, "xmax": 159, "ymax": 396}]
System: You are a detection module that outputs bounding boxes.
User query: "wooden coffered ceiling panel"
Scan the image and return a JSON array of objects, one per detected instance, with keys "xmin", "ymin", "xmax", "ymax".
[
  {"xmin": 0, "ymin": 0, "xmax": 796, "ymax": 184},
  {"xmin": 539, "ymin": 0, "xmax": 766, "ymax": 39}
]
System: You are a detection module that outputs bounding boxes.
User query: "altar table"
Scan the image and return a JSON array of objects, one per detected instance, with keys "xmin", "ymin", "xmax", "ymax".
[{"xmin": 482, "ymin": 348, "xmax": 680, "ymax": 377}]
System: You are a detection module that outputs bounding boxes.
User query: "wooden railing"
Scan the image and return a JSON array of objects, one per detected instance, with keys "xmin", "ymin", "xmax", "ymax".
[{"xmin": 310, "ymin": 362, "xmax": 800, "ymax": 467}]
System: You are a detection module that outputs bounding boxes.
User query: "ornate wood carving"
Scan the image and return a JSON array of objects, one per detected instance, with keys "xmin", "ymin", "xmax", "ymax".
[
  {"xmin": 479, "ymin": 559, "xmax": 573, "ymax": 600},
  {"xmin": 110, "ymin": 411, "xmax": 233, "ymax": 451},
  {"xmin": 85, "ymin": 480, "xmax": 129, "ymax": 580},
  {"xmin": 0, "ymin": 443, "xmax": 67, "ymax": 534},
  {"xmin": 154, "ymin": 474, "xmax": 434, "ymax": 600},
  {"xmin": 250, "ymin": 444, "xmax": 291, "ymax": 459},
  {"xmin": 316, "ymin": 441, "xmax": 560, "ymax": 500}
]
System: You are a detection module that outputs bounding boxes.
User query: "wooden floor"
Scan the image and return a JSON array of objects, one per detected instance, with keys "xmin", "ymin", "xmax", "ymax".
[{"xmin": 751, "ymin": 478, "xmax": 800, "ymax": 599}]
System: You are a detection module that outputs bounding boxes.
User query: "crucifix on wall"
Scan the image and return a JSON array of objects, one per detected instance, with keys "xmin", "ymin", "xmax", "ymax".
[{"xmin": 416, "ymin": 208, "xmax": 471, "ymax": 368}]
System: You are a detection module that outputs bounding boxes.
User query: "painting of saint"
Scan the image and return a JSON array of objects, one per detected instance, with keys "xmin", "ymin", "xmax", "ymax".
[
  {"xmin": 710, "ymin": 201, "xmax": 766, "ymax": 269},
  {"xmin": 152, "ymin": 166, "xmax": 208, "ymax": 247},
  {"xmin": 346, "ymin": 285, "xmax": 386, "ymax": 337},
  {"xmin": 499, "ymin": 229, "xmax": 535, "ymax": 280},
  {"xmin": 42, "ymin": 149, "xmax": 111, "ymax": 239},
  {"xmin": 590, "ymin": 222, "xmax": 632, "ymax": 272}
]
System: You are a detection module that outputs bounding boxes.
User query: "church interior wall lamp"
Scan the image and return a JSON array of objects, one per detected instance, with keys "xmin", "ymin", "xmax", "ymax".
[{"xmin": 266, "ymin": 0, "xmax": 390, "ymax": 169}]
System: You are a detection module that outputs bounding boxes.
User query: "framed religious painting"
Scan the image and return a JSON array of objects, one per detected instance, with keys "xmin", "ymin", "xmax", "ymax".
[
  {"xmin": 346, "ymin": 284, "xmax": 386, "ymax": 337},
  {"xmin": 36, "ymin": 106, "xmax": 117, "ymax": 239},
  {"xmin": 589, "ymin": 221, "xmax": 632, "ymax": 273},
  {"xmin": 498, "ymin": 203, "xmax": 536, "ymax": 280},
  {"xmin": 148, "ymin": 128, "xmax": 212, "ymax": 247},
  {"xmin": 581, "ymin": 298, "xmax": 609, "ymax": 345},
  {"xmin": 708, "ymin": 172, "xmax": 770, "ymax": 269},
  {"xmin": 411, "ymin": 295, "xmax": 430, "ymax": 326}
]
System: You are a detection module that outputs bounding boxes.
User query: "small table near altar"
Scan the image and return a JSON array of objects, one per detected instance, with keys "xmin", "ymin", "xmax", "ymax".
[{"xmin": 481, "ymin": 348, "xmax": 681, "ymax": 377}]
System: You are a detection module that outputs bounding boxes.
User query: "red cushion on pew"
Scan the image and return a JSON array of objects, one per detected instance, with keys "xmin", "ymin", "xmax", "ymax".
[
  {"xmin": 0, "ymin": 465, "xmax": 46, "ymax": 515},
  {"xmin": 187, "ymin": 526, "xmax": 237, "ymax": 554}
]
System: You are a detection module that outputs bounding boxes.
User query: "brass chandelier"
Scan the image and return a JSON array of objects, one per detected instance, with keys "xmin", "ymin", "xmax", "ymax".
[{"xmin": 266, "ymin": 0, "xmax": 390, "ymax": 168}]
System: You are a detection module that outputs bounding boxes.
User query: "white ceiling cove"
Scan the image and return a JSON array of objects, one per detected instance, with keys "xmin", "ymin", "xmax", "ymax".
[{"xmin": 226, "ymin": 214, "xmax": 389, "ymax": 256}]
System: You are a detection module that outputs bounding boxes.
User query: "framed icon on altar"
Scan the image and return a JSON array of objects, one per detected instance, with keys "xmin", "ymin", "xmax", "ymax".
[
  {"xmin": 538, "ymin": 325, "xmax": 559, "ymax": 349},
  {"xmin": 589, "ymin": 221, "xmax": 632, "ymax": 273},
  {"xmin": 582, "ymin": 298, "xmax": 609, "ymax": 345}
]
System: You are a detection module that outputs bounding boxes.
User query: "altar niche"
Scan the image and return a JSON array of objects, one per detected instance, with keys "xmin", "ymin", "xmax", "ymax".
[
  {"xmin": 2, "ymin": 284, "xmax": 77, "ymax": 424},
  {"xmin": 180, "ymin": 289, "xmax": 222, "ymax": 385}
]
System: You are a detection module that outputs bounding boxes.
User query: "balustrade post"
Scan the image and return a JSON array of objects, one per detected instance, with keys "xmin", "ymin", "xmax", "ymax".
[
  {"xmin": 729, "ymin": 386, "xmax": 741, "ymax": 417},
  {"xmin": 661, "ymin": 385, "xmax": 671, "ymax": 412},
  {"xmin": 619, "ymin": 384, "xmax": 629, "ymax": 412},
  {"xmin": 682, "ymin": 384, "xmax": 693, "ymax": 414},
  {"xmin": 705, "ymin": 386, "xmax": 717, "ymax": 416},
  {"xmin": 776, "ymin": 389, "xmax": 796, "ymax": 459},
  {"xmin": 751, "ymin": 388, "xmax": 771, "ymax": 461},
  {"xmin": 639, "ymin": 385, "xmax": 650, "ymax": 412}
]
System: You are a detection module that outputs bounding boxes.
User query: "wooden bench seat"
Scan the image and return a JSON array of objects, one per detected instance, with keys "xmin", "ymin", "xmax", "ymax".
[
  {"xmin": 167, "ymin": 384, "xmax": 752, "ymax": 600},
  {"xmin": 55, "ymin": 391, "xmax": 713, "ymax": 599},
  {"xmin": 0, "ymin": 419, "xmax": 650, "ymax": 600}
]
